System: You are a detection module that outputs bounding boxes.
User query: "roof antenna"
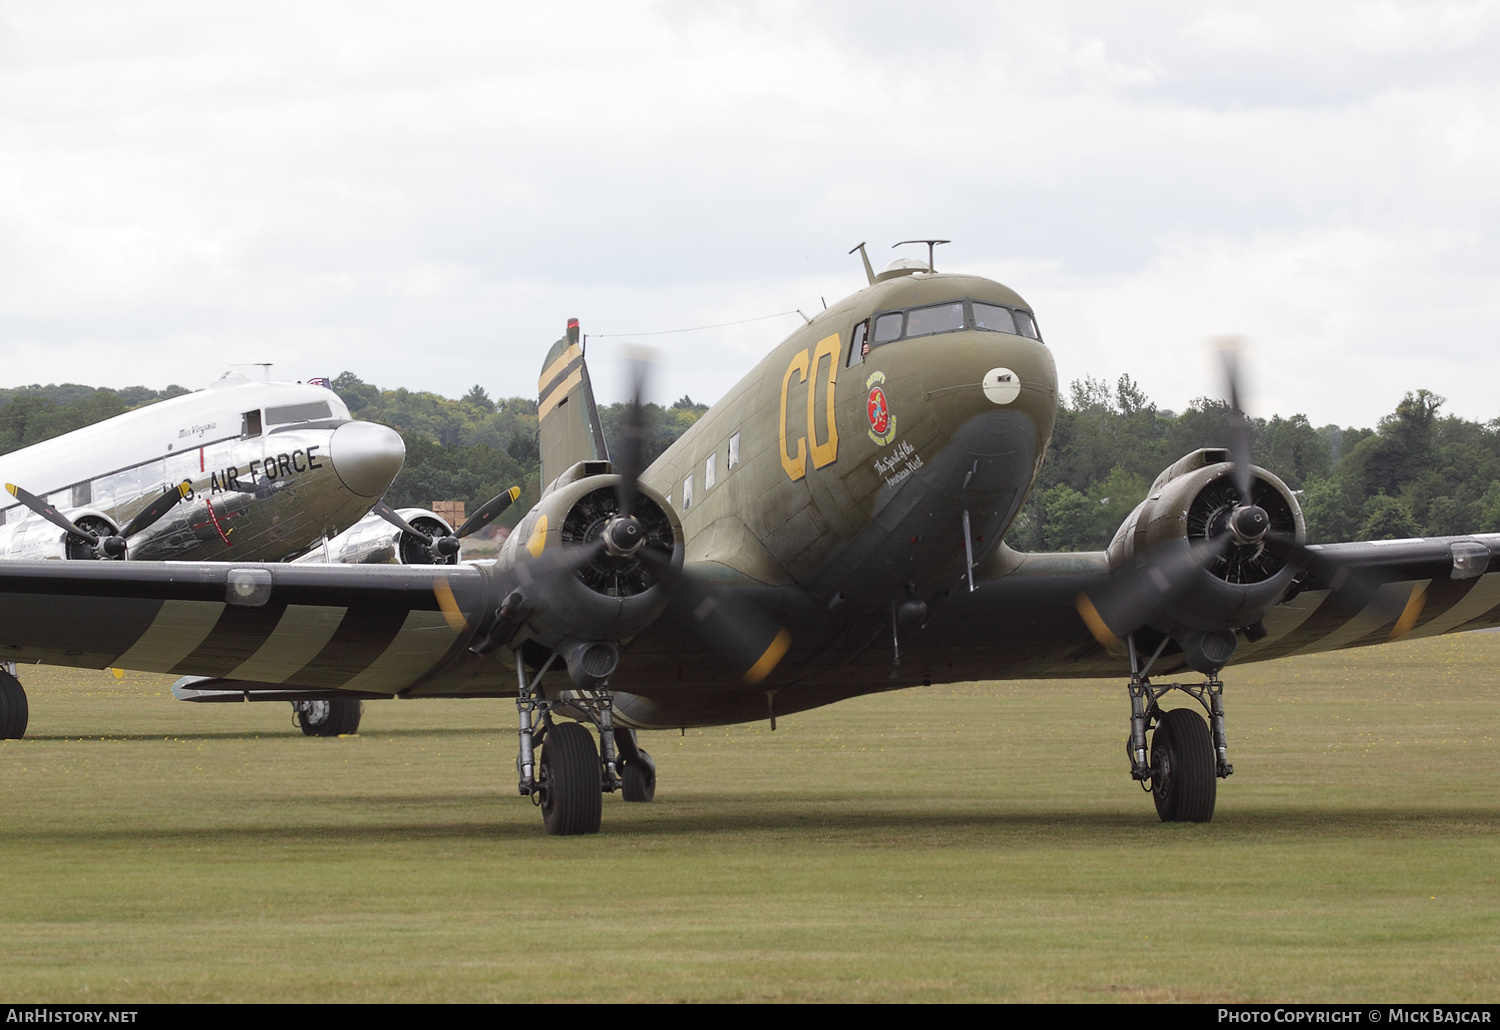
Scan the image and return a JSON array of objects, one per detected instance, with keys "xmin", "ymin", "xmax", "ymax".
[
  {"xmin": 849, "ymin": 242, "xmax": 875, "ymax": 286},
  {"xmin": 893, "ymin": 239, "xmax": 951, "ymax": 273}
]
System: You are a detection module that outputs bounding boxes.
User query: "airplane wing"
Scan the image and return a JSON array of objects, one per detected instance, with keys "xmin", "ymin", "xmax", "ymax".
[
  {"xmin": 0, "ymin": 560, "xmax": 490, "ymax": 695},
  {"xmin": 903, "ymin": 533, "xmax": 1500, "ymax": 683}
]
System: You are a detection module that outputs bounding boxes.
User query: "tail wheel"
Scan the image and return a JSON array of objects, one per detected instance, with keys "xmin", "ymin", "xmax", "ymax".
[
  {"xmin": 1151, "ymin": 707, "xmax": 1216, "ymax": 823},
  {"xmin": 0, "ymin": 669, "xmax": 27, "ymax": 740},
  {"xmin": 622, "ymin": 749, "xmax": 656, "ymax": 803},
  {"xmin": 538, "ymin": 721, "xmax": 602, "ymax": 835},
  {"xmin": 294, "ymin": 698, "xmax": 362, "ymax": 737}
]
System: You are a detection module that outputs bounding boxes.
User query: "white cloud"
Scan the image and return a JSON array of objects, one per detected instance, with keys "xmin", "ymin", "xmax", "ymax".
[{"xmin": 0, "ymin": 1, "xmax": 1495, "ymax": 432}]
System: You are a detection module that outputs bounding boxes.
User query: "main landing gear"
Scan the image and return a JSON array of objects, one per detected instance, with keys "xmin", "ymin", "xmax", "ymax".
[
  {"xmin": 514, "ymin": 654, "xmax": 656, "ymax": 835},
  {"xmin": 0, "ymin": 663, "xmax": 27, "ymax": 740},
  {"xmin": 1124, "ymin": 638, "xmax": 1233, "ymax": 823}
]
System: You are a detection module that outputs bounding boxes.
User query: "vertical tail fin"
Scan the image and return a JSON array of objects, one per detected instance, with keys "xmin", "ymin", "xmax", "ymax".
[{"xmin": 537, "ymin": 318, "xmax": 609, "ymax": 490}]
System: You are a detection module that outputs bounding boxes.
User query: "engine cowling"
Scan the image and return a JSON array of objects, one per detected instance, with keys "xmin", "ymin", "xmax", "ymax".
[
  {"xmin": 1107, "ymin": 448, "xmax": 1305, "ymax": 644},
  {"xmin": 0, "ymin": 508, "xmax": 122, "ymax": 561},
  {"xmin": 492, "ymin": 471, "xmax": 684, "ymax": 685},
  {"xmin": 298, "ymin": 508, "xmax": 460, "ymax": 565}
]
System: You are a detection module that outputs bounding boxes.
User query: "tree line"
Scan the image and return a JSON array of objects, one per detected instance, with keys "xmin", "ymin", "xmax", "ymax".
[{"xmin": 3, "ymin": 373, "xmax": 1495, "ymax": 549}]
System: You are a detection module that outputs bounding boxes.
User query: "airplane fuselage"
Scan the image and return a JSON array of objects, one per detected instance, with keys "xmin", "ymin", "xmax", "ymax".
[
  {"xmin": 0, "ymin": 375, "xmax": 405, "ymax": 563},
  {"xmin": 644, "ymin": 270, "xmax": 1058, "ymax": 611}
]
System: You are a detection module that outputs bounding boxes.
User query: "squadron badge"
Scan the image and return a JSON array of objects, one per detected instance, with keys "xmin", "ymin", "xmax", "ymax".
[{"xmin": 865, "ymin": 370, "xmax": 897, "ymax": 447}]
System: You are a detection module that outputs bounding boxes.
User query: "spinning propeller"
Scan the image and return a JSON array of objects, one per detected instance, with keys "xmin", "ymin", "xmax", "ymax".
[
  {"xmin": 5, "ymin": 480, "xmax": 192, "ymax": 559},
  {"xmin": 1076, "ymin": 339, "xmax": 1402, "ymax": 651}
]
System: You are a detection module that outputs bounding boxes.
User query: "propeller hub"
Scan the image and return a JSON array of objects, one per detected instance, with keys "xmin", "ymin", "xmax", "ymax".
[
  {"xmin": 99, "ymin": 535, "xmax": 127, "ymax": 559},
  {"xmin": 1229, "ymin": 504, "xmax": 1270, "ymax": 546},
  {"xmin": 433, "ymin": 535, "xmax": 461, "ymax": 558},
  {"xmin": 602, "ymin": 515, "xmax": 645, "ymax": 558}
]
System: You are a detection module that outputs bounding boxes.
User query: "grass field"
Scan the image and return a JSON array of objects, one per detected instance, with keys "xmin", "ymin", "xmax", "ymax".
[{"xmin": 2, "ymin": 632, "xmax": 1497, "ymax": 1003}]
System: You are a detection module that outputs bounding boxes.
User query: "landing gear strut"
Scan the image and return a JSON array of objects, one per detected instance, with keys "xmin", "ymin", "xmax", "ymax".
[
  {"xmin": 1124, "ymin": 636, "xmax": 1232, "ymax": 823},
  {"xmin": 0, "ymin": 662, "xmax": 27, "ymax": 740},
  {"xmin": 514, "ymin": 652, "xmax": 624, "ymax": 835}
]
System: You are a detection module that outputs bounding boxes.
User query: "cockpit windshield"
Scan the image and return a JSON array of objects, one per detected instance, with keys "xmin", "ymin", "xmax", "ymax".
[{"xmin": 852, "ymin": 299, "xmax": 1042, "ymax": 364}]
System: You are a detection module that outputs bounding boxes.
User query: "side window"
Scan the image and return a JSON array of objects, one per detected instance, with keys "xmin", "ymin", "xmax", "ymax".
[
  {"xmin": 241, "ymin": 410, "xmax": 262, "ymax": 439},
  {"xmin": 728, "ymin": 431, "xmax": 740, "ymax": 469},
  {"xmin": 872, "ymin": 312, "xmax": 903, "ymax": 344},
  {"xmin": 682, "ymin": 473, "xmax": 694, "ymax": 511},
  {"xmin": 704, "ymin": 453, "xmax": 716, "ymax": 492},
  {"xmin": 846, "ymin": 320, "xmax": 869, "ymax": 366}
]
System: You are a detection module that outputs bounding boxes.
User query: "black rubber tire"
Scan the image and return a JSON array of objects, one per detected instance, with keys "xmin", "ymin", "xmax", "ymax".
[
  {"xmin": 622, "ymin": 749, "xmax": 656, "ymax": 803},
  {"xmin": 1151, "ymin": 707, "xmax": 1216, "ymax": 823},
  {"xmin": 0, "ymin": 669, "xmax": 28, "ymax": 740},
  {"xmin": 295, "ymin": 698, "xmax": 362, "ymax": 737},
  {"xmin": 539, "ymin": 721, "xmax": 602, "ymax": 835}
]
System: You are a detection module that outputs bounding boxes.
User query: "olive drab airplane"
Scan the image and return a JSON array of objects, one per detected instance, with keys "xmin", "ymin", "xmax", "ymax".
[
  {"xmin": 0, "ymin": 371, "xmax": 411, "ymax": 738},
  {"xmin": 2, "ymin": 242, "xmax": 1498, "ymax": 836}
]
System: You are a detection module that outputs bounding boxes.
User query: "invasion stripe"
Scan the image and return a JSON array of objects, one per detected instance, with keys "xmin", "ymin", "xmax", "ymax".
[
  {"xmin": 1403, "ymin": 571, "xmax": 1500, "ymax": 639},
  {"xmin": 538, "ymin": 368, "xmax": 584, "ymax": 419},
  {"xmin": 1236, "ymin": 589, "xmax": 1330, "ymax": 661},
  {"xmin": 226, "ymin": 604, "xmax": 348, "ymax": 683},
  {"xmin": 538, "ymin": 345, "xmax": 582, "ymax": 394},
  {"xmin": 337, "ymin": 610, "xmax": 463, "ymax": 693},
  {"xmin": 170, "ymin": 602, "xmax": 290, "ymax": 678},
  {"xmin": 112, "ymin": 599, "xmax": 227, "ymax": 673},
  {"xmin": 283, "ymin": 605, "xmax": 413, "ymax": 689},
  {"xmin": 1288, "ymin": 580, "xmax": 1428, "ymax": 656}
]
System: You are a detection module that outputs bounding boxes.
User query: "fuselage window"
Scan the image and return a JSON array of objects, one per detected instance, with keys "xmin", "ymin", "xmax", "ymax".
[
  {"xmin": 872, "ymin": 312, "xmax": 903, "ymax": 344},
  {"xmin": 682, "ymin": 473, "xmax": 694, "ymax": 511},
  {"xmin": 704, "ymin": 453, "xmax": 716, "ymax": 492},
  {"xmin": 728, "ymin": 431, "xmax": 740, "ymax": 469},
  {"xmin": 242, "ymin": 410, "xmax": 263, "ymax": 438},
  {"xmin": 847, "ymin": 320, "xmax": 870, "ymax": 366},
  {"xmin": 1013, "ymin": 309, "xmax": 1041, "ymax": 341},
  {"xmin": 972, "ymin": 302, "xmax": 1017, "ymax": 335},
  {"xmin": 904, "ymin": 302, "xmax": 965, "ymax": 339}
]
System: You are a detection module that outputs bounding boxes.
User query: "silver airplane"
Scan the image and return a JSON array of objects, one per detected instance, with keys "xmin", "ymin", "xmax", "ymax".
[{"xmin": 0, "ymin": 371, "xmax": 407, "ymax": 735}]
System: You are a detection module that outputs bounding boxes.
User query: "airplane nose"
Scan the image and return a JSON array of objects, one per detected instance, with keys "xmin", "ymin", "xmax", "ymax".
[{"xmin": 328, "ymin": 421, "xmax": 406, "ymax": 498}]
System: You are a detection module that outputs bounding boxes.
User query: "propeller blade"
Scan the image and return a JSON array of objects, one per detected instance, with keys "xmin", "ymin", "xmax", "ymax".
[
  {"xmin": 120, "ymin": 480, "xmax": 192, "ymax": 538},
  {"xmin": 371, "ymin": 500, "xmax": 435, "ymax": 546},
  {"xmin": 1076, "ymin": 535, "xmax": 1231, "ymax": 646},
  {"xmin": 455, "ymin": 486, "xmax": 521, "ymax": 539},
  {"xmin": 515, "ymin": 537, "xmax": 607, "ymax": 585},
  {"xmin": 613, "ymin": 351, "xmax": 654, "ymax": 519},
  {"xmin": 1216, "ymin": 336, "xmax": 1255, "ymax": 503},
  {"xmin": 5, "ymin": 483, "xmax": 100, "ymax": 545},
  {"xmin": 668, "ymin": 568, "xmax": 792, "ymax": 684}
]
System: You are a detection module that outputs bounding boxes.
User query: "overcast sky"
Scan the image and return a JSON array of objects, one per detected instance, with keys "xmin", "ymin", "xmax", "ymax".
[{"xmin": 2, "ymin": 1, "xmax": 1498, "ymax": 428}]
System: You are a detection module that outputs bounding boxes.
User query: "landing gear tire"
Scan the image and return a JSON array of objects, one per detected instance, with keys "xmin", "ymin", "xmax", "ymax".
[
  {"xmin": 622, "ymin": 749, "xmax": 656, "ymax": 803},
  {"xmin": 294, "ymin": 698, "xmax": 362, "ymax": 737},
  {"xmin": 0, "ymin": 668, "xmax": 28, "ymax": 740},
  {"xmin": 1151, "ymin": 707, "xmax": 1216, "ymax": 823},
  {"xmin": 538, "ymin": 721, "xmax": 602, "ymax": 836}
]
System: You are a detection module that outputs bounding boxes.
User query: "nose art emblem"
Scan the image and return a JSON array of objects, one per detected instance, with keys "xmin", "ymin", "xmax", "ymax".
[{"xmin": 983, "ymin": 367, "xmax": 1021, "ymax": 405}]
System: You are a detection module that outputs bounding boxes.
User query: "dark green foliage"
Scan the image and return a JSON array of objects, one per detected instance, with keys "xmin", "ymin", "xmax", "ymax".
[{"xmin": 1015, "ymin": 380, "xmax": 1500, "ymax": 550}]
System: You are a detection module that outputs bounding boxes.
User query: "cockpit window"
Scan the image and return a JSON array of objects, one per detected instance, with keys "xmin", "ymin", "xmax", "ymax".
[
  {"xmin": 904, "ymin": 302, "xmax": 965, "ymax": 339},
  {"xmin": 872, "ymin": 312, "xmax": 903, "ymax": 344},
  {"xmin": 266, "ymin": 401, "xmax": 333, "ymax": 425},
  {"xmin": 1013, "ymin": 309, "xmax": 1041, "ymax": 341},
  {"xmin": 847, "ymin": 320, "xmax": 869, "ymax": 367},
  {"xmin": 972, "ymin": 302, "xmax": 1017, "ymax": 334}
]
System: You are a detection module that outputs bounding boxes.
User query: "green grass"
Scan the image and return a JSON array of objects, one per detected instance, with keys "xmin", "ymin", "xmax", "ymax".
[{"xmin": 2, "ymin": 633, "xmax": 1498, "ymax": 1002}]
